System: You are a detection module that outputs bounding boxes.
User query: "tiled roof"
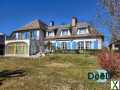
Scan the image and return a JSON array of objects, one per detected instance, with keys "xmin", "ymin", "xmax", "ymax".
[
  {"xmin": 13, "ymin": 19, "xmax": 103, "ymax": 38},
  {"xmin": 47, "ymin": 26, "xmax": 58, "ymax": 31},
  {"xmin": 16, "ymin": 19, "xmax": 47, "ymax": 32},
  {"xmin": 46, "ymin": 22, "xmax": 103, "ymax": 37},
  {"xmin": 47, "ymin": 24, "xmax": 71, "ymax": 31},
  {"xmin": 89, "ymin": 27, "xmax": 103, "ymax": 36}
]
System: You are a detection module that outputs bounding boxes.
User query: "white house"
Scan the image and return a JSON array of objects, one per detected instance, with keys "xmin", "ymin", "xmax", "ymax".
[{"xmin": 5, "ymin": 17, "xmax": 104, "ymax": 56}]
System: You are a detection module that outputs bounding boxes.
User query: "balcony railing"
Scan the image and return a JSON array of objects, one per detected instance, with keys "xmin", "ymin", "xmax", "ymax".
[{"xmin": 5, "ymin": 37, "xmax": 30, "ymax": 41}]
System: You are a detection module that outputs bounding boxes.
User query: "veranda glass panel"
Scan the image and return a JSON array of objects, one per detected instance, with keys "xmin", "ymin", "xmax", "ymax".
[
  {"xmin": 6, "ymin": 43, "xmax": 16, "ymax": 54},
  {"xmin": 6, "ymin": 42, "xmax": 28, "ymax": 55},
  {"xmin": 16, "ymin": 43, "xmax": 28, "ymax": 54}
]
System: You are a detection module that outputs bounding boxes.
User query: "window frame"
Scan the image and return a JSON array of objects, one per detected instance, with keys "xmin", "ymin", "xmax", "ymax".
[
  {"xmin": 85, "ymin": 41, "xmax": 91, "ymax": 49},
  {"xmin": 77, "ymin": 28, "xmax": 87, "ymax": 35}
]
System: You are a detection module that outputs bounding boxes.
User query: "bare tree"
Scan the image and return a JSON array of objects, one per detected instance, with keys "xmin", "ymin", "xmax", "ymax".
[
  {"xmin": 101, "ymin": 0, "xmax": 120, "ymax": 17},
  {"xmin": 97, "ymin": 0, "xmax": 120, "ymax": 41}
]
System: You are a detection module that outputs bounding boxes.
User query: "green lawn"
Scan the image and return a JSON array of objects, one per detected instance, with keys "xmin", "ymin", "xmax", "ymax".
[{"xmin": 0, "ymin": 54, "xmax": 110, "ymax": 90}]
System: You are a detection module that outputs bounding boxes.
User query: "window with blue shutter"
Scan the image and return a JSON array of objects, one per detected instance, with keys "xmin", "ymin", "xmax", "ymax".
[
  {"xmin": 52, "ymin": 42, "xmax": 56, "ymax": 49},
  {"xmin": 94, "ymin": 40, "xmax": 98, "ymax": 49},
  {"xmin": 77, "ymin": 41, "xmax": 84, "ymax": 49},
  {"xmin": 22, "ymin": 32, "xmax": 25, "ymax": 39},
  {"xmin": 91, "ymin": 41, "xmax": 94, "ymax": 49},
  {"xmin": 70, "ymin": 41, "xmax": 73, "ymax": 49},
  {"xmin": 67, "ymin": 41, "xmax": 71, "ymax": 49},
  {"xmin": 31, "ymin": 30, "xmax": 37, "ymax": 40},
  {"xmin": 24, "ymin": 32, "xmax": 29, "ymax": 39},
  {"xmin": 56, "ymin": 41, "xmax": 61, "ymax": 49},
  {"xmin": 72, "ymin": 41, "xmax": 76, "ymax": 49},
  {"xmin": 85, "ymin": 41, "xmax": 92, "ymax": 49}
]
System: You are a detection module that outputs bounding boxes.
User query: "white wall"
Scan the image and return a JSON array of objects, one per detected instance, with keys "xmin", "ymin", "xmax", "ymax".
[
  {"xmin": 74, "ymin": 38, "xmax": 102, "ymax": 49},
  {"xmin": 50, "ymin": 38, "xmax": 103, "ymax": 49}
]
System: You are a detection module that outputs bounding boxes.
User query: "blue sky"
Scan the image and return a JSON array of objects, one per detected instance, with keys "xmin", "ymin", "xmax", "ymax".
[{"xmin": 0, "ymin": 0, "xmax": 110, "ymax": 46}]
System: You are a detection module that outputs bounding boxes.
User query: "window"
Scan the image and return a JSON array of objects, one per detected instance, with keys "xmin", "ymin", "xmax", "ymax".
[
  {"xmin": 85, "ymin": 41, "xmax": 91, "ymax": 49},
  {"xmin": 6, "ymin": 44, "xmax": 15, "ymax": 54},
  {"xmin": 6, "ymin": 42, "xmax": 28, "ymax": 55},
  {"xmin": 56, "ymin": 41, "xmax": 60, "ymax": 49},
  {"xmin": 61, "ymin": 42, "xmax": 67, "ymax": 50},
  {"xmin": 52, "ymin": 42, "xmax": 56, "ymax": 49},
  {"xmin": 18, "ymin": 33, "xmax": 22, "ymax": 40},
  {"xmin": 31, "ymin": 31, "xmax": 37, "ymax": 40},
  {"xmin": 16, "ymin": 33, "xmax": 19, "ymax": 40},
  {"xmin": 61, "ymin": 29, "xmax": 69, "ymax": 36},
  {"xmin": 94, "ymin": 40, "xmax": 98, "ymax": 49},
  {"xmin": 77, "ymin": 28, "xmax": 87, "ymax": 34},
  {"xmin": 48, "ymin": 31, "xmax": 54, "ymax": 36},
  {"xmin": 24, "ymin": 32, "xmax": 29, "ymax": 39},
  {"xmin": 16, "ymin": 43, "xmax": 27, "ymax": 54},
  {"xmin": 0, "ymin": 35, "xmax": 4, "ymax": 43},
  {"xmin": 78, "ymin": 41, "xmax": 84, "ymax": 49},
  {"xmin": 72, "ymin": 41, "xmax": 77, "ymax": 49}
]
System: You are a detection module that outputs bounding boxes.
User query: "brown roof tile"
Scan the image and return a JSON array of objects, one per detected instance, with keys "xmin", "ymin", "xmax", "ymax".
[{"xmin": 16, "ymin": 19, "xmax": 47, "ymax": 32}]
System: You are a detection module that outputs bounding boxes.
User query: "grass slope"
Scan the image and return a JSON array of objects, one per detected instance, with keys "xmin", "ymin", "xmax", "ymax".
[{"xmin": 0, "ymin": 54, "xmax": 110, "ymax": 90}]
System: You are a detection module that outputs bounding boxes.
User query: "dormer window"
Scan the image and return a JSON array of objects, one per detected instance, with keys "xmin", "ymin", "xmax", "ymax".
[
  {"xmin": 47, "ymin": 31, "xmax": 54, "ymax": 37},
  {"xmin": 61, "ymin": 29, "xmax": 70, "ymax": 36},
  {"xmin": 77, "ymin": 28, "xmax": 88, "ymax": 35}
]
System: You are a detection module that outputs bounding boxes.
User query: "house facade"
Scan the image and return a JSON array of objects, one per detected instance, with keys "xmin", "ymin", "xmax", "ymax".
[
  {"xmin": 5, "ymin": 17, "xmax": 104, "ymax": 56},
  {"xmin": 5, "ymin": 20, "xmax": 46, "ymax": 56}
]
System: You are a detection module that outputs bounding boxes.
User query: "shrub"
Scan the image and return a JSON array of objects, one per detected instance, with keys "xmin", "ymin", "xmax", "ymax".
[{"xmin": 97, "ymin": 49, "xmax": 120, "ymax": 77}]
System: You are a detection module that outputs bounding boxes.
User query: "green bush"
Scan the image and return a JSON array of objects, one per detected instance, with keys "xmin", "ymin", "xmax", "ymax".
[{"xmin": 53, "ymin": 49, "xmax": 101, "ymax": 55}]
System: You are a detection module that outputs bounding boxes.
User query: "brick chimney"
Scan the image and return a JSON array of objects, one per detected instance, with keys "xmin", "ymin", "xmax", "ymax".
[{"xmin": 71, "ymin": 17, "xmax": 77, "ymax": 27}]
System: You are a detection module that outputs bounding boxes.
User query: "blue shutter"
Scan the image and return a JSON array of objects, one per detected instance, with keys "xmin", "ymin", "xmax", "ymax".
[
  {"xmin": 91, "ymin": 41, "xmax": 94, "ymax": 49},
  {"xmin": 22, "ymin": 32, "xmax": 26, "ymax": 39},
  {"xmin": 72, "ymin": 41, "xmax": 76, "ymax": 49},
  {"xmin": 57, "ymin": 41, "xmax": 60, "ymax": 49},
  {"xmin": 26, "ymin": 32, "xmax": 29, "ymax": 39},
  {"xmin": 71, "ymin": 41, "xmax": 73, "ymax": 49},
  {"xmin": 51, "ymin": 42, "xmax": 56, "ymax": 49},
  {"xmin": 25, "ymin": 32, "xmax": 28, "ymax": 39},
  {"xmin": 94, "ymin": 40, "xmax": 98, "ymax": 49},
  {"xmin": 67, "ymin": 42, "xmax": 71, "ymax": 49}
]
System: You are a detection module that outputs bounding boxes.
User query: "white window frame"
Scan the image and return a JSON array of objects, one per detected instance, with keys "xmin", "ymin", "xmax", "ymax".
[{"xmin": 77, "ymin": 28, "xmax": 87, "ymax": 35}]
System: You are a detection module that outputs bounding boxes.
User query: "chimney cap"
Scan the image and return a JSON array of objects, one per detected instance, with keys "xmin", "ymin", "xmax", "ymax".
[
  {"xmin": 72, "ymin": 16, "xmax": 77, "ymax": 19},
  {"xmin": 71, "ymin": 17, "xmax": 77, "ymax": 27},
  {"xmin": 49, "ymin": 20, "xmax": 54, "ymax": 26}
]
